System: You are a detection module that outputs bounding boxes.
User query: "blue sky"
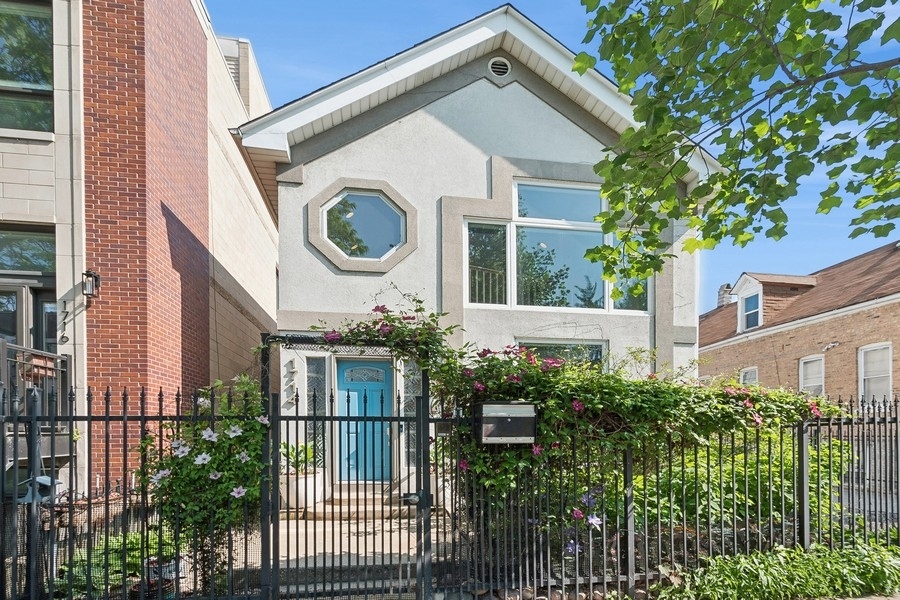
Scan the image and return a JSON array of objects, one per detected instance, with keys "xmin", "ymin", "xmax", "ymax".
[{"xmin": 208, "ymin": 1, "xmax": 894, "ymax": 313}]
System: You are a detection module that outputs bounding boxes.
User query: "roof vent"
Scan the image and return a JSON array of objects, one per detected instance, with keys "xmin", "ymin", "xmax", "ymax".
[{"xmin": 488, "ymin": 57, "xmax": 511, "ymax": 78}]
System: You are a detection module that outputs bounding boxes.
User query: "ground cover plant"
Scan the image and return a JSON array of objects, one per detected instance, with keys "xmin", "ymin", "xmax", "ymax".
[{"xmin": 654, "ymin": 543, "xmax": 900, "ymax": 599}]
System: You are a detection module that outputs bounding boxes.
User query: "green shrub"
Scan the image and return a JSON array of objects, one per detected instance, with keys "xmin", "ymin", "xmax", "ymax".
[{"xmin": 655, "ymin": 544, "xmax": 900, "ymax": 599}]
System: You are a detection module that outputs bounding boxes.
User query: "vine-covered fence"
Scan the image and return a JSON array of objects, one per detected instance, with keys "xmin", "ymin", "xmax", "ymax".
[{"xmin": 2, "ymin": 353, "xmax": 899, "ymax": 599}]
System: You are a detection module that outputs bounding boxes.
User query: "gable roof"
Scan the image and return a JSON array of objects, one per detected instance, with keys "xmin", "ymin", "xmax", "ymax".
[
  {"xmin": 700, "ymin": 240, "xmax": 900, "ymax": 347},
  {"xmin": 231, "ymin": 4, "xmax": 719, "ymax": 220}
]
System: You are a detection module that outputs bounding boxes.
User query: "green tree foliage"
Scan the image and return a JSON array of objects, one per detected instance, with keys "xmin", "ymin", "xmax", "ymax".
[{"xmin": 575, "ymin": 0, "xmax": 900, "ymax": 283}]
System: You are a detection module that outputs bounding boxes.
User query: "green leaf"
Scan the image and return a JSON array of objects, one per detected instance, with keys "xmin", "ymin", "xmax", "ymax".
[
  {"xmin": 882, "ymin": 15, "xmax": 900, "ymax": 44},
  {"xmin": 572, "ymin": 51, "xmax": 597, "ymax": 75}
]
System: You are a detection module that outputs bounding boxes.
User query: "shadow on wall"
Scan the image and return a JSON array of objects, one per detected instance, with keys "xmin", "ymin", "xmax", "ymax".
[{"xmin": 162, "ymin": 203, "xmax": 210, "ymax": 390}]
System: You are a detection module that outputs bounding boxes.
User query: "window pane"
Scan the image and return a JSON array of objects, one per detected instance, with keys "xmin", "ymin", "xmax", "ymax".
[
  {"xmin": 744, "ymin": 294, "xmax": 759, "ymax": 312},
  {"xmin": 862, "ymin": 346, "xmax": 891, "ymax": 401},
  {"xmin": 801, "ymin": 358, "xmax": 824, "ymax": 396},
  {"xmin": 517, "ymin": 184, "xmax": 600, "ymax": 222},
  {"xmin": 40, "ymin": 299, "xmax": 55, "ymax": 353},
  {"xmin": 863, "ymin": 346, "xmax": 890, "ymax": 376},
  {"xmin": 325, "ymin": 193, "xmax": 404, "ymax": 259},
  {"xmin": 468, "ymin": 224, "xmax": 506, "ymax": 304},
  {"xmin": 527, "ymin": 342, "xmax": 607, "ymax": 363},
  {"xmin": 306, "ymin": 357, "xmax": 326, "ymax": 468},
  {"xmin": 516, "ymin": 227, "xmax": 604, "ymax": 308},
  {"xmin": 740, "ymin": 368, "xmax": 758, "ymax": 384},
  {"xmin": 0, "ymin": 93, "xmax": 53, "ymax": 131},
  {"xmin": 614, "ymin": 277, "xmax": 648, "ymax": 311},
  {"xmin": 0, "ymin": 1, "xmax": 53, "ymax": 131},
  {"xmin": 0, "ymin": 291, "xmax": 17, "ymax": 343},
  {"xmin": 0, "ymin": 230, "xmax": 55, "ymax": 271}
]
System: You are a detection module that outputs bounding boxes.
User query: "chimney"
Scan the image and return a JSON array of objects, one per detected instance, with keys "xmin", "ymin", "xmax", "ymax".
[{"xmin": 717, "ymin": 283, "xmax": 734, "ymax": 308}]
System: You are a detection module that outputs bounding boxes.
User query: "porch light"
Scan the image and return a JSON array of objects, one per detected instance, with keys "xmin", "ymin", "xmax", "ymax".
[{"xmin": 82, "ymin": 270, "xmax": 101, "ymax": 298}]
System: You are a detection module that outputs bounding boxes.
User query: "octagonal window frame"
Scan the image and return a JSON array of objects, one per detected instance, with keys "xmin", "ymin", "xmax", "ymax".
[
  {"xmin": 323, "ymin": 190, "xmax": 405, "ymax": 260},
  {"xmin": 308, "ymin": 178, "xmax": 418, "ymax": 273}
]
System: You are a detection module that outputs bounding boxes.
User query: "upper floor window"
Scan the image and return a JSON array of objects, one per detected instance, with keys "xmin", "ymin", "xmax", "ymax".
[
  {"xmin": 0, "ymin": 228, "xmax": 55, "ymax": 272},
  {"xmin": 739, "ymin": 367, "xmax": 758, "ymax": 385},
  {"xmin": 741, "ymin": 293, "xmax": 760, "ymax": 330},
  {"xmin": 799, "ymin": 355, "xmax": 824, "ymax": 396},
  {"xmin": 323, "ymin": 191, "xmax": 405, "ymax": 260},
  {"xmin": 0, "ymin": 1, "xmax": 53, "ymax": 132},
  {"xmin": 467, "ymin": 183, "xmax": 649, "ymax": 311},
  {"xmin": 859, "ymin": 343, "xmax": 891, "ymax": 401}
]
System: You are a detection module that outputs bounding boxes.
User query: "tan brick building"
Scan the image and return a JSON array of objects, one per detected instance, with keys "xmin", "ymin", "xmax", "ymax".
[{"xmin": 699, "ymin": 242, "xmax": 900, "ymax": 400}]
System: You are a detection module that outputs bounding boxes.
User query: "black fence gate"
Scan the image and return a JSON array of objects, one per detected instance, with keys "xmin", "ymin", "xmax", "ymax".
[
  {"xmin": 4, "ymin": 333, "xmax": 900, "ymax": 600},
  {"xmin": 260, "ymin": 336, "xmax": 438, "ymax": 599}
]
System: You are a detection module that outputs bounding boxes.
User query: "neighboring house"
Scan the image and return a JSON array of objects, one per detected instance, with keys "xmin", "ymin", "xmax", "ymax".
[
  {"xmin": 1, "ymin": 0, "xmax": 277, "ymax": 480},
  {"xmin": 699, "ymin": 241, "xmax": 900, "ymax": 400},
  {"xmin": 234, "ymin": 7, "xmax": 712, "ymax": 484}
]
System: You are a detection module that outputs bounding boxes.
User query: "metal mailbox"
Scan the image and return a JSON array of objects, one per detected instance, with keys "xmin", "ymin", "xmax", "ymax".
[{"xmin": 475, "ymin": 401, "xmax": 535, "ymax": 444}]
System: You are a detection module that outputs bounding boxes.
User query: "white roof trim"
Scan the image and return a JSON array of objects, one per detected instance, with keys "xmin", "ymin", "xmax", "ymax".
[
  {"xmin": 236, "ymin": 7, "xmax": 642, "ymax": 162},
  {"xmin": 236, "ymin": 4, "xmax": 722, "ymax": 180}
]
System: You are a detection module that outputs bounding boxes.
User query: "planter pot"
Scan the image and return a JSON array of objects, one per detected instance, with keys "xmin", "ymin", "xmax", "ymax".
[
  {"xmin": 144, "ymin": 556, "xmax": 184, "ymax": 581},
  {"xmin": 280, "ymin": 469, "xmax": 328, "ymax": 509},
  {"xmin": 128, "ymin": 578, "xmax": 175, "ymax": 600}
]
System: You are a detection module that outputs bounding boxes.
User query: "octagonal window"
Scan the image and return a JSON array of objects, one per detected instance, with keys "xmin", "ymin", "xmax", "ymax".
[{"xmin": 324, "ymin": 192, "xmax": 406, "ymax": 260}]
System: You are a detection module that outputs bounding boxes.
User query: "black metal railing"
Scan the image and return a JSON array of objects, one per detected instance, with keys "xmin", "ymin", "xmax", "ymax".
[{"xmin": 3, "ymin": 385, "xmax": 900, "ymax": 600}]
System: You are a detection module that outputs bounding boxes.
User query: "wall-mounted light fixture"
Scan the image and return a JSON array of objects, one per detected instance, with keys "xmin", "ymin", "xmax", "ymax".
[{"xmin": 82, "ymin": 270, "xmax": 101, "ymax": 298}]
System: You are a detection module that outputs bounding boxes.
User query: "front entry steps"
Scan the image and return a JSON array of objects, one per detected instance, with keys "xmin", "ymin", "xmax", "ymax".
[{"xmin": 303, "ymin": 482, "xmax": 419, "ymax": 521}]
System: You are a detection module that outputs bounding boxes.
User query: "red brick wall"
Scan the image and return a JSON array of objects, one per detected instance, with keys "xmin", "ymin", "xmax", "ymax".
[
  {"xmin": 762, "ymin": 285, "xmax": 810, "ymax": 322},
  {"xmin": 83, "ymin": 0, "xmax": 149, "ymax": 391},
  {"xmin": 700, "ymin": 301, "xmax": 900, "ymax": 399},
  {"xmin": 82, "ymin": 0, "xmax": 209, "ymax": 477},
  {"xmin": 145, "ymin": 0, "xmax": 209, "ymax": 391}
]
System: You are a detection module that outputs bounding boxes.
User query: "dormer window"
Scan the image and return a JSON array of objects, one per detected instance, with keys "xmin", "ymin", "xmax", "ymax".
[{"xmin": 742, "ymin": 293, "xmax": 760, "ymax": 330}]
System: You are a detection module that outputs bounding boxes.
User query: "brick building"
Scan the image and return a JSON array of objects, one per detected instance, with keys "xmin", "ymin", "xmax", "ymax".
[
  {"xmin": 699, "ymin": 241, "xmax": 900, "ymax": 400},
  {"xmin": 0, "ymin": 0, "xmax": 277, "ymax": 481}
]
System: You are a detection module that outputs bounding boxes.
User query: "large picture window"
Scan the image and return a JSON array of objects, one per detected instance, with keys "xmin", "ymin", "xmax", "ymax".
[
  {"xmin": 467, "ymin": 183, "xmax": 649, "ymax": 311},
  {"xmin": 0, "ymin": 1, "xmax": 53, "ymax": 132}
]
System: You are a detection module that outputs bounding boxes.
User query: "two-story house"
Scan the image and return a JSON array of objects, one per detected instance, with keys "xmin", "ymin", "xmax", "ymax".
[
  {"xmin": 234, "ymin": 6, "xmax": 712, "ymax": 486},
  {"xmin": 699, "ymin": 241, "xmax": 900, "ymax": 400}
]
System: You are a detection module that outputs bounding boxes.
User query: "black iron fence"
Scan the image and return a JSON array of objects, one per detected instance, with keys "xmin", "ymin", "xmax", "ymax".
[{"xmin": 2, "ymin": 360, "xmax": 900, "ymax": 599}]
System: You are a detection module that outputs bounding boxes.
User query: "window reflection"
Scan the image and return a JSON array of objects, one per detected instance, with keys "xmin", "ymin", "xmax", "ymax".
[{"xmin": 325, "ymin": 192, "xmax": 404, "ymax": 259}]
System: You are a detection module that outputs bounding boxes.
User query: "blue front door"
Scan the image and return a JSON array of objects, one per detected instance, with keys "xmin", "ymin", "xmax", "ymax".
[{"xmin": 336, "ymin": 359, "xmax": 392, "ymax": 481}]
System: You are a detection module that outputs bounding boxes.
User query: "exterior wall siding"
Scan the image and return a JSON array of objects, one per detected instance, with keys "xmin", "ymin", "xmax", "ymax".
[
  {"xmin": 82, "ymin": 0, "xmax": 150, "ymax": 395},
  {"xmin": 82, "ymin": 0, "xmax": 149, "ymax": 478},
  {"xmin": 0, "ymin": 139, "xmax": 56, "ymax": 220},
  {"xmin": 700, "ymin": 301, "xmax": 900, "ymax": 398},
  {"xmin": 206, "ymin": 33, "xmax": 277, "ymax": 380}
]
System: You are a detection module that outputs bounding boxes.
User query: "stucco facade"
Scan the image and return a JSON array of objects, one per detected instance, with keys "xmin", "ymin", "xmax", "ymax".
[
  {"xmin": 275, "ymin": 68, "xmax": 697, "ymax": 369},
  {"xmin": 237, "ymin": 7, "xmax": 707, "ymax": 388}
]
